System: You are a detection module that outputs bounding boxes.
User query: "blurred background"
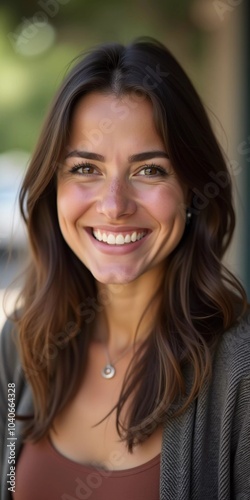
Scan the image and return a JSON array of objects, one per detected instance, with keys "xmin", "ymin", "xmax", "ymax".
[{"xmin": 0, "ymin": 0, "xmax": 249, "ymax": 326}]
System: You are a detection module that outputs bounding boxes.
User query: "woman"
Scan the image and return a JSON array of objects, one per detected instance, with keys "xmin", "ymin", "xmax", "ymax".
[{"xmin": 0, "ymin": 37, "xmax": 250, "ymax": 500}]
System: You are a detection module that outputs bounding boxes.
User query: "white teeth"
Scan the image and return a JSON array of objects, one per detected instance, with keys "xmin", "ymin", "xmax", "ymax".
[
  {"xmin": 124, "ymin": 234, "xmax": 131, "ymax": 243},
  {"xmin": 116, "ymin": 234, "xmax": 125, "ymax": 245},
  {"xmin": 107, "ymin": 234, "xmax": 116, "ymax": 245},
  {"xmin": 93, "ymin": 230, "xmax": 147, "ymax": 245}
]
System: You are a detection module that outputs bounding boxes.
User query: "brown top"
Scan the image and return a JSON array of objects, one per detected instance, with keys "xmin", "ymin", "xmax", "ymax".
[{"xmin": 13, "ymin": 437, "xmax": 160, "ymax": 499}]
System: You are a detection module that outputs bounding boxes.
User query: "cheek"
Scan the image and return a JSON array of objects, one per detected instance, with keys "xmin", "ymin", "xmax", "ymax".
[
  {"xmin": 146, "ymin": 185, "xmax": 186, "ymax": 224},
  {"xmin": 57, "ymin": 184, "xmax": 93, "ymax": 224}
]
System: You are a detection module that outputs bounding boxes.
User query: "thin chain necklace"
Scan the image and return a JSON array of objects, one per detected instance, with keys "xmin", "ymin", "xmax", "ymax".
[{"xmin": 101, "ymin": 343, "xmax": 135, "ymax": 379}]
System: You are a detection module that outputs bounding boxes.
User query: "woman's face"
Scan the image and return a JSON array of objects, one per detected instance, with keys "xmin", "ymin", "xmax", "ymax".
[{"xmin": 57, "ymin": 92, "xmax": 188, "ymax": 285}]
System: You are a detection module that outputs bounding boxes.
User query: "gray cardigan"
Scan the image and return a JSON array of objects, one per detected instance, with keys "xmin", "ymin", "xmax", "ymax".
[{"xmin": 1, "ymin": 315, "xmax": 250, "ymax": 500}]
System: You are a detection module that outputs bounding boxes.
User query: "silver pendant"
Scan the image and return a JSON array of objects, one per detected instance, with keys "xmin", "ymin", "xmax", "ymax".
[{"xmin": 101, "ymin": 364, "xmax": 116, "ymax": 379}]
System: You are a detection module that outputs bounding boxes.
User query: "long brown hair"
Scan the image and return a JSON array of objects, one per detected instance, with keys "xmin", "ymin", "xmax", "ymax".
[{"xmin": 15, "ymin": 37, "xmax": 247, "ymax": 450}]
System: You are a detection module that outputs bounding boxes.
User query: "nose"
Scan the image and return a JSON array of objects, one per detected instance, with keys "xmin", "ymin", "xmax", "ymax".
[{"xmin": 96, "ymin": 178, "xmax": 137, "ymax": 220}]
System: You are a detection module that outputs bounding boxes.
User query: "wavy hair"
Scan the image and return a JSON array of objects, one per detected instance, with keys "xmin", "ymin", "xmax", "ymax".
[{"xmin": 15, "ymin": 37, "xmax": 247, "ymax": 450}]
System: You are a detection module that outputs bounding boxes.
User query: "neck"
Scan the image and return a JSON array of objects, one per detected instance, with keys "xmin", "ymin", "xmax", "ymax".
[{"xmin": 92, "ymin": 266, "xmax": 164, "ymax": 353}]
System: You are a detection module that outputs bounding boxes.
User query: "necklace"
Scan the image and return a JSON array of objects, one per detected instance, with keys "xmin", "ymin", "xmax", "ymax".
[{"xmin": 101, "ymin": 343, "xmax": 135, "ymax": 379}]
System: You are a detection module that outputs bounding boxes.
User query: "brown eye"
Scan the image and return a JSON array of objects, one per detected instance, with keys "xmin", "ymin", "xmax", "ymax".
[
  {"xmin": 143, "ymin": 166, "xmax": 158, "ymax": 175},
  {"xmin": 79, "ymin": 165, "xmax": 95, "ymax": 174},
  {"xmin": 137, "ymin": 164, "xmax": 168, "ymax": 177},
  {"xmin": 69, "ymin": 162, "xmax": 99, "ymax": 175}
]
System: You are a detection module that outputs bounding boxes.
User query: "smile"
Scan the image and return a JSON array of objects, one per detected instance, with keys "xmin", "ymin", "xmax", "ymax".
[{"xmin": 92, "ymin": 229, "xmax": 148, "ymax": 245}]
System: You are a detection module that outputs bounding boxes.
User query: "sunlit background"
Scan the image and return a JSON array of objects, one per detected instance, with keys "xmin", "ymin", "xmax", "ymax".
[{"xmin": 0, "ymin": 0, "xmax": 249, "ymax": 326}]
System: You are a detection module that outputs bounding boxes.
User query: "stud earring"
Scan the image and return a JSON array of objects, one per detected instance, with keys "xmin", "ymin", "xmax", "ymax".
[{"xmin": 186, "ymin": 208, "xmax": 192, "ymax": 225}]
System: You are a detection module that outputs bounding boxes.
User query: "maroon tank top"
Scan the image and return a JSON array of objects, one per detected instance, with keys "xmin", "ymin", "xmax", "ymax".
[{"xmin": 13, "ymin": 437, "xmax": 160, "ymax": 499}]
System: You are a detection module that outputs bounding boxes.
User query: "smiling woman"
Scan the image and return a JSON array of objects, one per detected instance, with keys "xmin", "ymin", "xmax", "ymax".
[
  {"xmin": 0, "ymin": 38, "xmax": 250, "ymax": 500},
  {"xmin": 57, "ymin": 92, "xmax": 187, "ymax": 284}
]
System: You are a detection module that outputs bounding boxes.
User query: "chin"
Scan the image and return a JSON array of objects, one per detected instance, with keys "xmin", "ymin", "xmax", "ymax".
[{"xmin": 91, "ymin": 267, "xmax": 141, "ymax": 285}]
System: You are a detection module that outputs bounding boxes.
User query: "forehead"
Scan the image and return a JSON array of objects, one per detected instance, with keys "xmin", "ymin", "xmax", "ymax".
[
  {"xmin": 67, "ymin": 92, "xmax": 165, "ymax": 155},
  {"xmin": 72, "ymin": 91, "xmax": 153, "ymax": 121}
]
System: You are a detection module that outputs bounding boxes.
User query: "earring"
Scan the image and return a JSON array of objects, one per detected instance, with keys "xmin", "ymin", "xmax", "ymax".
[{"xmin": 186, "ymin": 208, "xmax": 192, "ymax": 225}]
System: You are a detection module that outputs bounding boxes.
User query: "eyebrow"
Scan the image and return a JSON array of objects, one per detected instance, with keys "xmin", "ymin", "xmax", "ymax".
[{"xmin": 64, "ymin": 150, "xmax": 169, "ymax": 162}]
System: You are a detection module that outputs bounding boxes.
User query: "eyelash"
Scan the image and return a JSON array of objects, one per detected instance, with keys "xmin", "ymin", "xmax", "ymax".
[
  {"xmin": 69, "ymin": 162, "xmax": 168, "ymax": 177},
  {"xmin": 69, "ymin": 162, "xmax": 95, "ymax": 174},
  {"xmin": 137, "ymin": 164, "xmax": 168, "ymax": 177}
]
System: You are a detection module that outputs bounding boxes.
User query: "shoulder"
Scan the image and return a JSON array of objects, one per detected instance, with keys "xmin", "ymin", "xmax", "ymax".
[
  {"xmin": 0, "ymin": 318, "xmax": 21, "ymax": 380},
  {"xmin": 212, "ymin": 311, "xmax": 250, "ymax": 387},
  {"xmin": 0, "ymin": 316, "xmax": 21, "ymax": 359},
  {"xmin": 0, "ymin": 318, "xmax": 33, "ymax": 417}
]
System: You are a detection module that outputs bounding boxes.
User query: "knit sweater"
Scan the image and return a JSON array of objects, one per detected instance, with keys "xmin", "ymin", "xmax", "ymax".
[{"xmin": 1, "ymin": 315, "xmax": 250, "ymax": 500}]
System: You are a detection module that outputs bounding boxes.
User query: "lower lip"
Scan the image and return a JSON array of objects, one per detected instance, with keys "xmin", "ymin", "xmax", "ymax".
[{"xmin": 86, "ymin": 230, "xmax": 150, "ymax": 255}]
